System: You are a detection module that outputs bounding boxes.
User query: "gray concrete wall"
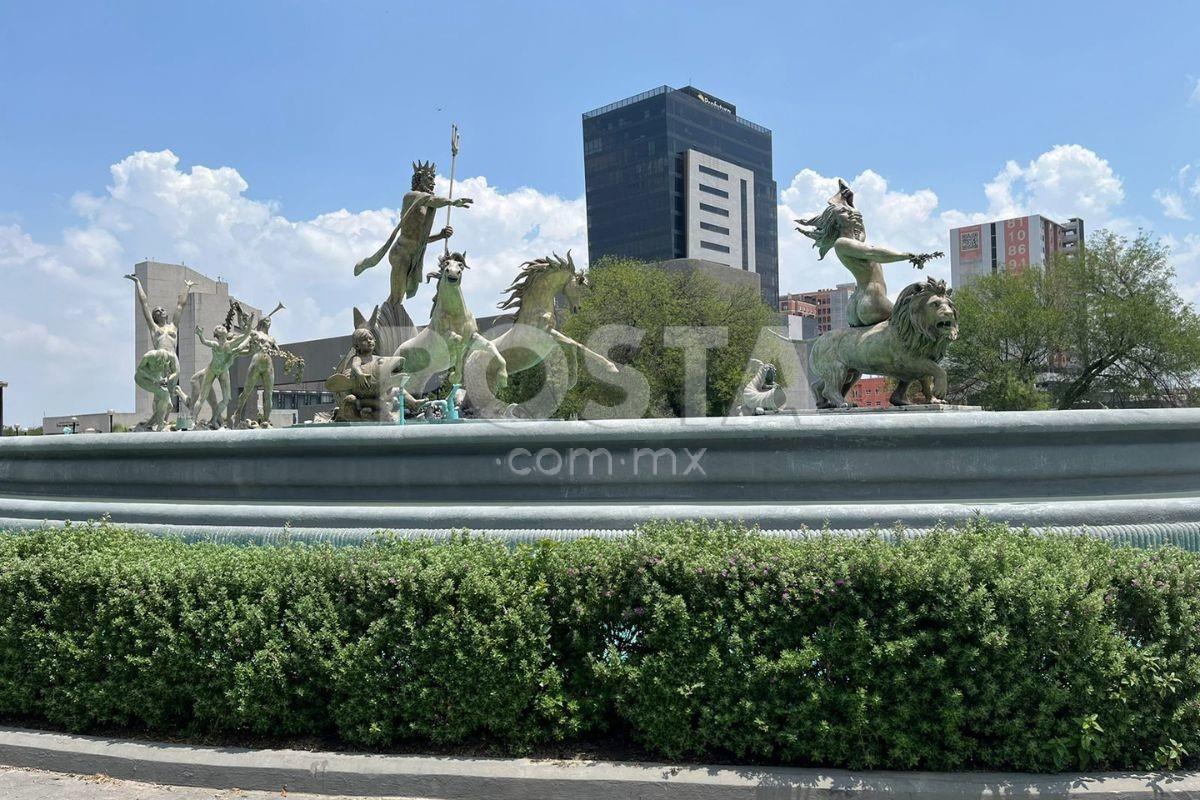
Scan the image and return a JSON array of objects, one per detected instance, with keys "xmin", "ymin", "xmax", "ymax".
[
  {"xmin": 3, "ymin": 409, "xmax": 1200, "ymax": 543},
  {"xmin": 658, "ymin": 258, "xmax": 761, "ymax": 293}
]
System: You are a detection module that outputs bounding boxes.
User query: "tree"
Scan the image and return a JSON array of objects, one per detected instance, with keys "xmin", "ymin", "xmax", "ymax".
[
  {"xmin": 500, "ymin": 257, "xmax": 777, "ymax": 418},
  {"xmin": 948, "ymin": 230, "xmax": 1200, "ymax": 410},
  {"xmin": 946, "ymin": 266, "xmax": 1060, "ymax": 409}
]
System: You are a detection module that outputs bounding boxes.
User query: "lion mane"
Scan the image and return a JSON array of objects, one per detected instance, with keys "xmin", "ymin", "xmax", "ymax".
[{"xmin": 890, "ymin": 278, "xmax": 958, "ymax": 361}]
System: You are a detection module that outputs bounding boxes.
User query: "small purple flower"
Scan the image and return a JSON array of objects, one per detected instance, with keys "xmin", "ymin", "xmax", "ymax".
[
  {"xmin": 634, "ymin": 606, "xmax": 646, "ymax": 615},
  {"xmin": 835, "ymin": 579, "xmax": 846, "ymax": 587},
  {"xmin": 781, "ymin": 592, "xmax": 790, "ymax": 601},
  {"xmin": 721, "ymin": 570, "xmax": 729, "ymax": 577}
]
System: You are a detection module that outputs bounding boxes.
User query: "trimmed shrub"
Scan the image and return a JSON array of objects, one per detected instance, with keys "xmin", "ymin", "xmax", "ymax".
[{"xmin": 0, "ymin": 521, "xmax": 1197, "ymax": 771}]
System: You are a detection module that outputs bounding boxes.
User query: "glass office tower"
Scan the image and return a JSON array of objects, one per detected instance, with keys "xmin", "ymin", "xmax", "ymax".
[{"xmin": 582, "ymin": 85, "xmax": 779, "ymax": 305}]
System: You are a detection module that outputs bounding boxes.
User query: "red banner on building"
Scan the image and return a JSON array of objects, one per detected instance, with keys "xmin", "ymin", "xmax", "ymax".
[{"xmin": 1003, "ymin": 217, "xmax": 1029, "ymax": 272}]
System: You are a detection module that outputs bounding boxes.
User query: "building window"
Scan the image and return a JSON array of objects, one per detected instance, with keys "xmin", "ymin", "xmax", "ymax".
[
  {"xmin": 739, "ymin": 178, "xmax": 749, "ymax": 270},
  {"xmin": 700, "ymin": 221, "xmax": 730, "ymax": 235},
  {"xmin": 699, "ymin": 184, "xmax": 729, "ymax": 199},
  {"xmin": 698, "ymin": 202, "xmax": 729, "ymax": 217},
  {"xmin": 697, "ymin": 164, "xmax": 728, "ymax": 180},
  {"xmin": 700, "ymin": 241, "xmax": 730, "ymax": 254}
]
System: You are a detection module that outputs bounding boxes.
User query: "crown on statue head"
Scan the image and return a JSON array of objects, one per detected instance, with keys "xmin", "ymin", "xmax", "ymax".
[{"xmin": 411, "ymin": 160, "xmax": 437, "ymax": 183}]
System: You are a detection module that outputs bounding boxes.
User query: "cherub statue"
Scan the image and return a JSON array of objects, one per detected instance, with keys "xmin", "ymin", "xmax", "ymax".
[
  {"xmin": 352, "ymin": 160, "xmax": 474, "ymax": 305},
  {"xmin": 325, "ymin": 307, "xmax": 409, "ymax": 422},
  {"xmin": 179, "ymin": 313, "xmax": 256, "ymax": 429},
  {"xmin": 795, "ymin": 179, "xmax": 943, "ymax": 327},
  {"xmin": 126, "ymin": 273, "xmax": 194, "ymax": 431}
]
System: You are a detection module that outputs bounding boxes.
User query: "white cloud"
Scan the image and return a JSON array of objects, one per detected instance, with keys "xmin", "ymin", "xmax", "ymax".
[
  {"xmin": 1151, "ymin": 164, "xmax": 1200, "ymax": 223},
  {"xmin": 1154, "ymin": 189, "xmax": 1193, "ymax": 221},
  {"xmin": 983, "ymin": 145, "xmax": 1124, "ymax": 221},
  {"xmin": 1190, "ymin": 77, "xmax": 1200, "ymax": 107},
  {"xmin": 0, "ymin": 150, "xmax": 586, "ymax": 425},
  {"xmin": 1164, "ymin": 233, "xmax": 1200, "ymax": 305}
]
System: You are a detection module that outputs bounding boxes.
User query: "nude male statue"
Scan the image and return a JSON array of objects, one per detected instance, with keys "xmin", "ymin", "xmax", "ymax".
[
  {"xmin": 795, "ymin": 180, "xmax": 943, "ymax": 327},
  {"xmin": 179, "ymin": 317, "xmax": 256, "ymax": 428},
  {"xmin": 126, "ymin": 274, "xmax": 194, "ymax": 431},
  {"xmin": 352, "ymin": 160, "xmax": 474, "ymax": 305}
]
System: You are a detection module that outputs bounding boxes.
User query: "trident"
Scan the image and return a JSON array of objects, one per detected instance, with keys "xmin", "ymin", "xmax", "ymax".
[{"xmin": 443, "ymin": 123, "xmax": 459, "ymax": 255}]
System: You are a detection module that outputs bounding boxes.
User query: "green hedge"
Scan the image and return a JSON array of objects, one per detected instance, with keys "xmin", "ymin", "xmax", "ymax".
[{"xmin": 0, "ymin": 521, "xmax": 1198, "ymax": 771}]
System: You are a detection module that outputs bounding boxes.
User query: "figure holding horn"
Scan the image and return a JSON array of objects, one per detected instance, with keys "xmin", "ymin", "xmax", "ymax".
[
  {"xmin": 353, "ymin": 151, "xmax": 474, "ymax": 306},
  {"xmin": 233, "ymin": 301, "xmax": 299, "ymax": 427}
]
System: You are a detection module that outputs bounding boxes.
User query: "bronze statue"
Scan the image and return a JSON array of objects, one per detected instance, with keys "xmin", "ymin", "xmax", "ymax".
[
  {"xmin": 796, "ymin": 180, "xmax": 942, "ymax": 327},
  {"xmin": 353, "ymin": 161, "xmax": 474, "ymax": 305},
  {"xmin": 809, "ymin": 277, "xmax": 959, "ymax": 408},
  {"xmin": 232, "ymin": 305, "xmax": 302, "ymax": 427},
  {"xmin": 737, "ymin": 359, "xmax": 787, "ymax": 415},
  {"xmin": 393, "ymin": 251, "xmax": 506, "ymax": 401},
  {"xmin": 179, "ymin": 310, "xmax": 257, "ymax": 429},
  {"xmin": 126, "ymin": 274, "xmax": 194, "ymax": 431},
  {"xmin": 325, "ymin": 308, "xmax": 409, "ymax": 422},
  {"xmin": 461, "ymin": 252, "xmax": 618, "ymax": 416}
]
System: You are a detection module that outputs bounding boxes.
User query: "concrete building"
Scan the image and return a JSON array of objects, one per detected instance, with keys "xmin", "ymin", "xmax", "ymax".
[
  {"xmin": 582, "ymin": 85, "xmax": 779, "ymax": 306},
  {"xmin": 950, "ymin": 215, "xmax": 1084, "ymax": 287},
  {"xmin": 42, "ymin": 411, "xmax": 143, "ymax": 434}
]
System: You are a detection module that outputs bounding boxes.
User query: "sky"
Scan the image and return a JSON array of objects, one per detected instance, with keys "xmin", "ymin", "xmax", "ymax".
[{"xmin": 1, "ymin": 1, "xmax": 1199, "ymax": 425}]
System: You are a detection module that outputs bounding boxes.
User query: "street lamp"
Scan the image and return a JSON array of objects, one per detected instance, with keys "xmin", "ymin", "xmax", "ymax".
[{"xmin": 0, "ymin": 380, "xmax": 7, "ymax": 434}]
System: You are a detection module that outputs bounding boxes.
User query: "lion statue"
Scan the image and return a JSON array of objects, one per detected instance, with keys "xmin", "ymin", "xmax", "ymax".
[{"xmin": 809, "ymin": 277, "xmax": 958, "ymax": 409}]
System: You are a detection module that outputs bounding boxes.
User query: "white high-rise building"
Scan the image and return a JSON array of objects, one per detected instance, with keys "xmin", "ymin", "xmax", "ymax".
[
  {"xmin": 950, "ymin": 215, "xmax": 1084, "ymax": 287},
  {"xmin": 682, "ymin": 148, "xmax": 756, "ymax": 272}
]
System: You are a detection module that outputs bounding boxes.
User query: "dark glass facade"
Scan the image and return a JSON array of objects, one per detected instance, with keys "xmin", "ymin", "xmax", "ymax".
[{"xmin": 582, "ymin": 85, "xmax": 778, "ymax": 304}]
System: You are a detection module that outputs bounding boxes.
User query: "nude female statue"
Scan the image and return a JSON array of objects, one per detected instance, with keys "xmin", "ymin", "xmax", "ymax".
[
  {"xmin": 795, "ymin": 180, "xmax": 942, "ymax": 327},
  {"xmin": 126, "ymin": 274, "xmax": 194, "ymax": 431},
  {"xmin": 233, "ymin": 315, "xmax": 283, "ymax": 427}
]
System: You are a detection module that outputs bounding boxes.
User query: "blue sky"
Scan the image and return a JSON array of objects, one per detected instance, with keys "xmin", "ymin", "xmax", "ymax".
[{"xmin": 1, "ymin": 1, "xmax": 1199, "ymax": 424}]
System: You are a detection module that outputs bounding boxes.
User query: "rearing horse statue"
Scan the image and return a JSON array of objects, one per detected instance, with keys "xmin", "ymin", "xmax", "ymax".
[
  {"xmin": 393, "ymin": 251, "xmax": 506, "ymax": 399},
  {"xmin": 463, "ymin": 252, "xmax": 618, "ymax": 413}
]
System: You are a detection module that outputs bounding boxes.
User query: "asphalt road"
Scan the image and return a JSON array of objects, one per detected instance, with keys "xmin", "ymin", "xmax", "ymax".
[{"xmin": 0, "ymin": 766, "xmax": 426, "ymax": 800}]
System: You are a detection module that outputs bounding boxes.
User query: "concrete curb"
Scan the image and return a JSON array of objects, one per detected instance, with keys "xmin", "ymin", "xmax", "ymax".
[{"xmin": 0, "ymin": 727, "xmax": 1197, "ymax": 799}]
